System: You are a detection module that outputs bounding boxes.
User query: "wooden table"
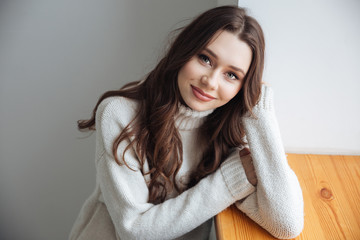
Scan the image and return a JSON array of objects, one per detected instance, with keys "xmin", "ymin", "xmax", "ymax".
[{"xmin": 215, "ymin": 154, "xmax": 360, "ymax": 240}]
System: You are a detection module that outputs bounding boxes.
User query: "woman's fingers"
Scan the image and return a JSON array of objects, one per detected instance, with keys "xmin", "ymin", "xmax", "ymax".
[{"xmin": 239, "ymin": 147, "xmax": 251, "ymax": 157}]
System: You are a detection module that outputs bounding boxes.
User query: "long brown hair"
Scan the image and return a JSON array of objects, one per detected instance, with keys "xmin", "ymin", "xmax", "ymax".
[{"xmin": 78, "ymin": 6, "xmax": 265, "ymax": 204}]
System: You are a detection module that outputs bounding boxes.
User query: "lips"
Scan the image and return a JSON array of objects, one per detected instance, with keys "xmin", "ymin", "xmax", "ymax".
[{"xmin": 191, "ymin": 85, "xmax": 215, "ymax": 102}]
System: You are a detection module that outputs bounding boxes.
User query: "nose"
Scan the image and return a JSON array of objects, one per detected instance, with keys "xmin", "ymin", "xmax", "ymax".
[{"xmin": 200, "ymin": 71, "xmax": 218, "ymax": 90}]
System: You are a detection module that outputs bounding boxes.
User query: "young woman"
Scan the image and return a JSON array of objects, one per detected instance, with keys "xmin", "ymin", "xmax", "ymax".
[{"xmin": 69, "ymin": 6, "xmax": 304, "ymax": 240}]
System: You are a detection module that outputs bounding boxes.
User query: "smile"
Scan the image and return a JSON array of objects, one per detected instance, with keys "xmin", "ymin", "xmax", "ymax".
[{"xmin": 191, "ymin": 85, "xmax": 216, "ymax": 102}]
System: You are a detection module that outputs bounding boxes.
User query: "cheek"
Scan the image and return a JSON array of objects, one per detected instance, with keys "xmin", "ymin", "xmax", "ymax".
[
  {"xmin": 180, "ymin": 60, "xmax": 203, "ymax": 81},
  {"xmin": 221, "ymin": 83, "xmax": 242, "ymax": 101},
  {"xmin": 178, "ymin": 62, "xmax": 196, "ymax": 91}
]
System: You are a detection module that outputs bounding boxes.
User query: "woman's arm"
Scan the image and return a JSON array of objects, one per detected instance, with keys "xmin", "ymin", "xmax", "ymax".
[
  {"xmin": 95, "ymin": 97, "xmax": 256, "ymax": 240},
  {"xmin": 239, "ymin": 148, "xmax": 257, "ymax": 186},
  {"xmin": 236, "ymin": 85, "xmax": 304, "ymax": 239}
]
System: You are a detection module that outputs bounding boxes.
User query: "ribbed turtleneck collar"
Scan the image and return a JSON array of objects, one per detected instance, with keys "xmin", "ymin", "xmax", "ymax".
[{"xmin": 175, "ymin": 104, "xmax": 214, "ymax": 130}]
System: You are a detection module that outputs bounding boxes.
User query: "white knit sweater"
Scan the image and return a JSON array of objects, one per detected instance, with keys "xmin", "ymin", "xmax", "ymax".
[{"xmin": 69, "ymin": 85, "xmax": 304, "ymax": 240}]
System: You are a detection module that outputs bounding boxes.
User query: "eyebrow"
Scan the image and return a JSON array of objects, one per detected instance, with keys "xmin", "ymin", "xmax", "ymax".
[{"xmin": 204, "ymin": 48, "xmax": 246, "ymax": 75}]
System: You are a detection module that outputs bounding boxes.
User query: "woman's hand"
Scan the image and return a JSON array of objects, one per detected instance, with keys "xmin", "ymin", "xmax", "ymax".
[{"xmin": 239, "ymin": 148, "xmax": 257, "ymax": 186}]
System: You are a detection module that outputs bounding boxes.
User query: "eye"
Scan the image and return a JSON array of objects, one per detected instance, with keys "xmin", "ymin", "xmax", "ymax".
[
  {"xmin": 198, "ymin": 54, "xmax": 211, "ymax": 66},
  {"xmin": 226, "ymin": 72, "xmax": 239, "ymax": 80}
]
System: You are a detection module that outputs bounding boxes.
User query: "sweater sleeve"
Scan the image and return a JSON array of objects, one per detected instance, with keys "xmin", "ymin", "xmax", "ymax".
[
  {"xmin": 95, "ymin": 97, "xmax": 256, "ymax": 240},
  {"xmin": 235, "ymin": 85, "xmax": 304, "ymax": 239}
]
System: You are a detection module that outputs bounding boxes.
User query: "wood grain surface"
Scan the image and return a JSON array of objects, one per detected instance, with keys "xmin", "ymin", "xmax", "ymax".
[{"xmin": 215, "ymin": 154, "xmax": 360, "ymax": 240}]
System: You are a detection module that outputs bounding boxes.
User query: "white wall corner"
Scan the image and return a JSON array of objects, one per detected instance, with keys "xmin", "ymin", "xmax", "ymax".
[{"xmin": 217, "ymin": 0, "xmax": 238, "ymax": 6}]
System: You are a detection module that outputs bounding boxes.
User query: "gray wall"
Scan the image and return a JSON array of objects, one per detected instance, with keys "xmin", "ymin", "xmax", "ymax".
[
  {"xmin": 0, "ymin": 1, "xmax": 217, "ymax": 239},
  {"xmin": 239, "ymin": 0, "xmax": 360, "ymax": 154}
]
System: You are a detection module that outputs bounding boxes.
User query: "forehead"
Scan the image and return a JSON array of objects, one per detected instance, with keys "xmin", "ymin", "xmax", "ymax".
[{"xmin": 205, "ymin": 30, "xmax": 252, "ymax": 73}]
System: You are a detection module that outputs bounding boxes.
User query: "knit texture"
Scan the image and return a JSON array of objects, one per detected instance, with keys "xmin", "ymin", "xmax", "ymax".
[
  {"xmin": 69, "ymin": 85, "xmax": 304, "ymax": 240},
  {"xmin": 236, "ymin": 85, "xmax": 304, "ymax": 239}
]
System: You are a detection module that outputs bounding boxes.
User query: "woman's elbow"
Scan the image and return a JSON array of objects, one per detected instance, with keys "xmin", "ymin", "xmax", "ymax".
[{"xmin": 269, "ymin": 216, "xmax": 304, "ymax": 239}]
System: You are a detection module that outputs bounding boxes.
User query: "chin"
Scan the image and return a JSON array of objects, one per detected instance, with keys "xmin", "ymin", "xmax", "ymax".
[{"xmin": 188, "ymin": 103, "xmax": 213, "ymax": 112}]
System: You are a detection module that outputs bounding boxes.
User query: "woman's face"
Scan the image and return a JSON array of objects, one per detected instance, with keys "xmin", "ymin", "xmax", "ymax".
[{"xmin": 177, "ymin": 30, "xmax": 252, "ymax": 112}]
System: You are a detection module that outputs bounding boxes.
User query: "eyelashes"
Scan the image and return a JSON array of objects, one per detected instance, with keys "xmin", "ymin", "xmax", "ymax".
[
  {"xmin": 197, "ymin": 54, "xmax": 239, "ymax": 80},
  {"xmin": 226, "ymin": 72, "xmax": 239, "ymax": 80},
  {"xmin": 198, "ymin": 54, "xmax": 211, "ymax": 65}
]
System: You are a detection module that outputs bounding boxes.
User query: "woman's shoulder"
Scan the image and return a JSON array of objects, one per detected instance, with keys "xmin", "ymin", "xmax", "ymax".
[{"xmin": 96, "ymin": 96, "xmax": 139, "ymax": 127}]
